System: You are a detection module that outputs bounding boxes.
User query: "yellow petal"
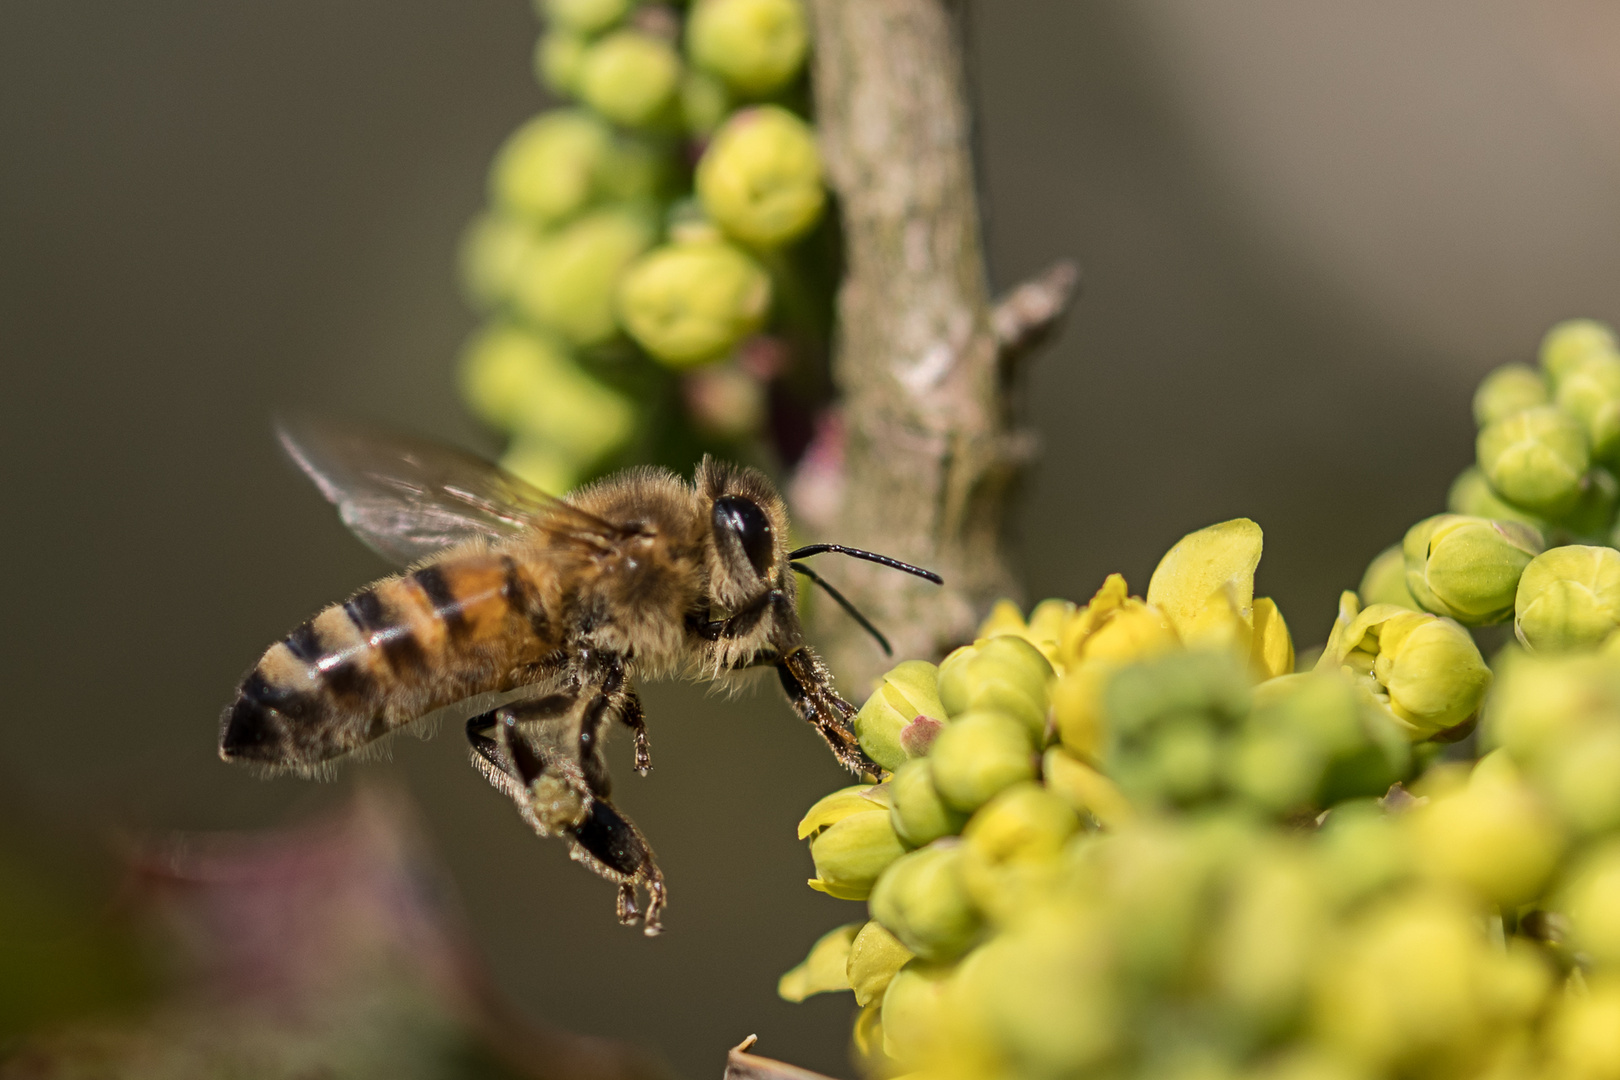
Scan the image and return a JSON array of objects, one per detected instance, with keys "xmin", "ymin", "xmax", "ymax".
[
  {"xmin": 1146, "ymin": 519, "xmax": 1264, "ymax": 649},
  {"xmin": 797, "ymin": 785, "xmax": 881, "ymax": 839},
  {"xmin": 777, "ymin": 922, "xmax": 860, "ymax": 1002},
  {"xmin": 1250, "ymin": 597, "xmax": 1295, "ymax": 680},
  {"xmin": 1058, "ymin": 573, "xmax": 1131, "ymax": 665},
  {"xmin": 1042, "ymin": 747, "xmax": 1135, "ymax": 829}
]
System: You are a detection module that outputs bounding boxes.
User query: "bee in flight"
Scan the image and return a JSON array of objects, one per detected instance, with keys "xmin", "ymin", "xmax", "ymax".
[{"xmin": 220, "ymin": 419, "xmax": 940, "ymax": 934}]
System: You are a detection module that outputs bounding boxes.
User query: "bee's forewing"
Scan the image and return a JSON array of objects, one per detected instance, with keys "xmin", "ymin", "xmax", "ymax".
[{"xmin": 276, "ymin": 415, "xmax": 626, "ymax": 566}]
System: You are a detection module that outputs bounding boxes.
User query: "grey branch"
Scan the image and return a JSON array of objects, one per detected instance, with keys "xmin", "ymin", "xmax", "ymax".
[
  {"xmin": 993, "ymin": 259, "xmax": 1081, "ymax": 367},
  {"xmin": 723, "ymin": 1038, "xmax": 840, "ymax": 1080}
]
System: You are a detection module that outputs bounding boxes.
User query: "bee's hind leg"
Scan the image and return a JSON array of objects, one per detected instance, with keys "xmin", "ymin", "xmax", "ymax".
[
  {"xmin": 568, "ymin": 797, "xmax": 666, "ymax": 936},
  {"xmin": 465, "ymin": 699, "xmax": 666, "ymax": 935}
]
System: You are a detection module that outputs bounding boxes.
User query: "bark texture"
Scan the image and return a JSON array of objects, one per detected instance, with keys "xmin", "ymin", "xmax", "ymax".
[{"xmin": 806, "ymin": 0, "xmax": 1075, "ymax": 688}]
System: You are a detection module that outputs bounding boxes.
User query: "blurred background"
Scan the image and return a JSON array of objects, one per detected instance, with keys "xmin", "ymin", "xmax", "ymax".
[{"xmin": 2, "ymin": 0, "xmax": 1618, "ymax": 1076}]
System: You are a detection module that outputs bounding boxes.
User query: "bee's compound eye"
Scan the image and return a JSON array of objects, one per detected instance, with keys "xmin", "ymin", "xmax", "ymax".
[{"xmin": 712, "ymin": 495, "xmax": 774, "ymax": 576}]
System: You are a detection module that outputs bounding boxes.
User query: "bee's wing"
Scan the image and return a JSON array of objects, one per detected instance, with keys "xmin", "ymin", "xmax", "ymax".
[{"xmin": 276, "ymin": 416, "xmax": 629, "ymax": 567}]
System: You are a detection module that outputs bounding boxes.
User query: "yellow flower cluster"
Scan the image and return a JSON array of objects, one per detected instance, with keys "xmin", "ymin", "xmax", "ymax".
[{"xmin": 778, "ymin": 518, "xmax": 1592, "ymax": 1080}]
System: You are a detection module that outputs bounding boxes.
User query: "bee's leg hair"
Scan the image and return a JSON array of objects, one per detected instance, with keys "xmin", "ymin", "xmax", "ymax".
[
  {"xmin": 567, "ymin": 796, "xmax": 667, "ymax": 936},
  {"xmin": 776, "ymin": 646, "xmax": 878, "ymax": 776},
  {"xmin": 618, "ymin": 686, "xmax": 651, "ymax": 775},
  {"xmin": 468, "ymin": 699, "xmax": 666, "ymax": 934}
]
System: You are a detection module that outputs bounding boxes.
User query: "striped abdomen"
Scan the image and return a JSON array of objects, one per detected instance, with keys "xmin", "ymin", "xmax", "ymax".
[{"xmin": 220, "ymin": 551, "xmax": 561, "ymax": 768}]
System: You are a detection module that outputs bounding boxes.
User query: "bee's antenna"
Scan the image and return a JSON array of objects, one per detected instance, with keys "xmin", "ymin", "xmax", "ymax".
[
  {"xmin": 787, "ymin": 544, "xmax": 944, "ymax": 585},
  {"xmin": 791, "ymin": 563, "xmax": 893, "ymax": 656}
]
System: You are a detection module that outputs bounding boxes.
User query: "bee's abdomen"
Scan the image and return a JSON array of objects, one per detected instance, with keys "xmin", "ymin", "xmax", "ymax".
[{"xmin": 221, "ymin": 554, "xmax": 558, "ymax": 768}]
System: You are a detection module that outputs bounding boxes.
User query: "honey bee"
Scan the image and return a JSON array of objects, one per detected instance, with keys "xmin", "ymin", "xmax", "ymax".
[{"xmin": 220, "ymin": 419, "xmax": 940, "ymax": 934}]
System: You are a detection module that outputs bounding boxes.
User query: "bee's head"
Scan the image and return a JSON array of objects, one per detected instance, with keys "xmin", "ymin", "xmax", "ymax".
[{"xmin": 696, "ymin": 457, "xmax": 793, "ymax": 615}]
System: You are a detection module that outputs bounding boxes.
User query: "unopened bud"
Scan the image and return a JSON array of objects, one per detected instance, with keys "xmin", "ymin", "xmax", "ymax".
[
  {"xmin": 535, "ymin": 30, "xmax": 588, "ymax": 96},
  {"xmin": 490, "ymin": 110, "xmax": 611, "ymax": 226},
  {"xmin": 538, "ymin": 0, "xmax": 632, "ymax": 35},
  {"xmin": 616, "ymin": 240, "xmax": 771, "ymax": 368},
  {"xmin": 1446, "ymin": 466, "xmax": 1547, "ymax": 532},
  {"xmin": 852, "ymin": 661, "xmax": 947, "ymax": 773},
  {"xmin": 1561, "ymin": 467, "xmax": 1620, "ymax": 543},
  {"xmin": 679, "ymin": 70, "xmax": 730, "ymax": 137},
  {"xmin": 845, "ymin": 921, "xmax": 914, "ymax": 1007},
  {"xmin": 869, "ymin": 842, "xmax": 981, "ymax": 962},
  {"xmin": 928, "ymin": 711, "xmax": 1038, "ymax": 813},
  {"xmin": 578, "ymin": 30, "xmax": 682, "ymax": 128},
  {"xmin": 1401, "ymin": 514, "xmax": 1542, "ymax": 625},
  {"xmin": 807, "ymin": 805, "xmax": 906, "ymax": 901},
  {"xmin": 459, "ymin": 324, "xmax": 635, "ymax": 458},
  {"xmin": 1539, "ymin": 317, "xmax": 1619, "ymax": 385},
  {"xmin": 880, "ymin": 961, "xmax": 955, "ymax": 1067},
  {"xmin": 1561, "ymin": 842, "xmax": 1620, "ymax": 967},
  {"xmin": 1410, "ymin": 751, "xmax": 1564, "ymax": 906},
  {"xmin": 1556, "ymin": 352, "xmax": 1620, "ymax": 463},
  {"xmin": 696, "ymin": 106, "xmax": 825, "ymax": 248},
  {"xmin": 1042, "ymin": 747, "xmax": 1134, "ymax": 829},
  {"xmin": 777, "ymin": 922, "xmax": 857, "ymax": 1002},
  {"xmin": 687, "ymin": 0, "xmax": 808, "ymax": 97},
  {"xmin": 1321, "ymin": 601, "xmax": 1491, "ymax": 738},
  {"xmin": 1476, "ymin": 405, "xmax": 1590, "ymax": 517},
  {"xmin": 1473, "ymin": 363, "xmax": 1549, "ymax": 426},
  {"xmin": 1359, "ymin": 544, "xmax": 1418, "ymax": 610},
  {"xmin": 888, "ymin": 758, "xmax": 967, "ymax": 848},
  {"xmin": 511, "ymin": 206, "xmax": 655, "ymax": 346},
  {"xmin": 1514, "ymin": 545, "xmax": 1620, "ymax": 653},
  {"xmin": 458, "ymin": 213, "xmax": 543, "ymax": 310},
  {"xmin": 958, "ymin": 782, "xmax": 1080, "ymax": 922},
  {"xmin": 937, "ymin": 636, "xmax": 1053, "ymax": 740}
]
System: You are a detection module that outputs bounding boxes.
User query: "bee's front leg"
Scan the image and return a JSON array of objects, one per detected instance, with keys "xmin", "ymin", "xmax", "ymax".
[{"xmin": 774, "ymin": 646, "xmax": 878, "ymax": 777}]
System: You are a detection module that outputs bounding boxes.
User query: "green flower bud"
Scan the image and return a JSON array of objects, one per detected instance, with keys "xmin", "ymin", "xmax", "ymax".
[
  {"xmin": 1515, "ymin": 544, "xmax": 1620, "ymax": 652},
  {"xmin": 852, "ymin": 661, "xmax": 948, "ymax": 773},
  {"xmin": 535, "ymin": 30, "xmax": 589, "ymax": 96},
  {"xmin": 696, "ymin": 106, "xmax": 825, "ymax": 247},
  {"xmin": 511, "ymin": 206, "xmax": 655, "ymax": 346},
  {"xmin": 807, "ymin": 808, "xmax": 905, "ymax": 901},
  {"xmin": 1539, "ymin": 317, "xmax": 1619, "ymax": 385},
  {"xmin": 1319, "ymin": 601, "xmax": 1491, "ymax": 738},
  {"xmin": 1560, "ymin": 467, "xmax": 1620, "ymax": 542},
  {"xmin": 1476, "ymin": 405, "xmax": 1590, "ymax": 517},
  {"xmin": 679, "ymin": 69, "xmax": 730, "ymax": 137},
  {"xmin": 1401, "ymin": 514, "xmax": 1542, "ymax": 625},
  {"xmin": 880, "ymin": 961, "xmax": 956, "ymax": 1067},
  {"xmin": 1105, "ymin": 650, "xmax": 1252, "ymax": 739},
  {"xmin": 1472, "ymin": 363, "xmax": 1549, "ymax": 427},
  {"xmin": 1543, "ymin": 725, "xmax": 1620, "ymax": 835},
  {"xmin": 1481, "ymin": 649, "xmax": 1620, "ymax": 763},
  {"xmin": 1041, "ymin": 747, "xmax": 1135, "ymax": 829},
  {"xmin": 1556, "ymin": 352, "xmax": 1620, "ymax": 462},
  {"xmin": 499, "ymin": 436, "xmax": 578, "ymax": 495},
  {"xmin": 578, "ymin": 30, "xmax": 681, "ymax": 128},
  {"xmin": 1314, "ymin": 800, "xmax": 1412, "ymax": 907},
  {"xmin": 615, "ymin": 240, "xmax": 771, "ymax": 368},
  {"xmin": 937, "ymin": 636, "xmax": 1054, "ymax": 740},
  {"xmin": 777, "ymin": 922, "xmax": 857, "ymax": 1002},
  {"xmin": 597, "ymin": 136, "xmax": 672, "ymax": 203},
  {"xmin": 458, "ymin": 324, "xmax": 635, "ymax": 459},
  {"xmin": 458, "ymin": 213, "xmax": 543, "ymax": 309},
  {"xmin": 869, "ymin": 842, "xmax": 981, "ymax": 962},
  {"xmin": 687, "ymin": 0, "xmax": 809, "ymax": 97},
  {"xmin": 928, "ymin": 711, "xmax": 1038, "ymax": 813},
  {"xmin": 538, "ymin": 0, "xmax": 632, "ymax": 36},
  {"xmin": 1359, "ymin": 543, "xmax": 1418, "ymax": 609},
  {"xmin": 958, "ymin": 783, "xmax": 1079, "ymax": 923},
  {"xmin": 846, "ymin": 921, "xmax": 914, "ymax": 1007},
  {"xmin": 888, "ymin": 758, "xmax": 967, "ymax": 848},
  {"xmin": 1410, "ymin": 751, "xmax": 1564, "ymax": 907},
  {"xmin": 490, "ymin": 110, "xmax": 611, "ymax": 226},
  {"xmin": 1446, "ymin": 466, "xmax": 1547, "ymax": 532},
  {"xmin": 1561, "ymin": 842, "xmax": 1620, "ymax": 967}
]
